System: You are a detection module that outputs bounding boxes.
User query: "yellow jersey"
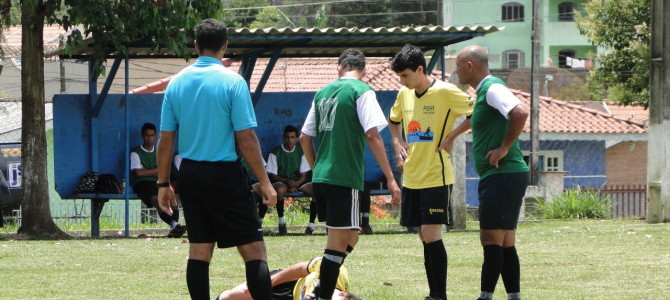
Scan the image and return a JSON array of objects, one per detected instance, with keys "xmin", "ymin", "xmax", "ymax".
[
  {"xmin": 389, "ymin": 79, "xmax": 474, "ymax": 189},
  {"xmin": 293, "ymin": 257, "xmax": 350, "ymax": 300}
]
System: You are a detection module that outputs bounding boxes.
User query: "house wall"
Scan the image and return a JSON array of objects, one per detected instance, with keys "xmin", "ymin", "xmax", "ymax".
[
  {"xmin": 447, "ymin": 0, "xmax": 593, "ymax": 69},
  {"xmin": 606, "ymin": 141, "xmax": 648, "ymax": 185},
  {"xmin": 465, "ymin": 139, "xmax": 606, "ymax": 206}
]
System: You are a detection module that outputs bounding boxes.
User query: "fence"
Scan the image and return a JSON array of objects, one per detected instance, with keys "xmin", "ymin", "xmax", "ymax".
[{"xmin": 602, "ymin": 184, "xmax": 647, "ymax": 219}]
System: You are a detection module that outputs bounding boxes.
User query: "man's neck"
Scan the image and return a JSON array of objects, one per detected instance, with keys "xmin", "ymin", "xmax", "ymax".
[
  {"xmin": 472, "ymin": 72, "xmax": 491, "ymax": 90},
  {"xmin": 415, "ymin": 74, "xmax": 434, "ymax": 95},
  {"xmin": 142, "ymin": 144, "xmax": 154, "ymax": 151},
  {"xmin": 283, "ymin": 144, "xmax": 295, "ymax": 151},
  {"xmin": 340, "ymin": 70, "xmax": 363, "ymax": 80}
]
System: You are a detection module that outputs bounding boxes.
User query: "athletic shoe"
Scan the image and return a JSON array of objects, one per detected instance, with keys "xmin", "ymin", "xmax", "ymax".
[
  {"xmin": 167, "ymin": 224, "xmax": 187, "ymax": 238},
  {"xmin": 361, "ymin": 224, "xmax": 373, "ymax": 235},
  {"xmin": 278, "ymin": 224, "xmax": 287, "ymax": 236},
  {"xmin": 304, "ymin": 227, "xmax": 314, "ymax": 235}
]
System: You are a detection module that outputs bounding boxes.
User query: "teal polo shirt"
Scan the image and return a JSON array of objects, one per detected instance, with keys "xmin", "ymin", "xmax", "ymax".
[{"xmin": 161, "ymin": 56, "xmax": 257, "ymax": 162}]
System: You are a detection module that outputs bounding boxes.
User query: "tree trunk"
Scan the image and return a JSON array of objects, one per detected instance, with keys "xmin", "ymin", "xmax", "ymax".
[{"xmin": 17, "ymin": 0, "xmax": 67, "ymax": 238}]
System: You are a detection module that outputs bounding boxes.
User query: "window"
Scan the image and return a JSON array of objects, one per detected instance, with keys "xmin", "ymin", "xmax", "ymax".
[
  {"xmin": 502, "ymin": 2, "xmax": 524, "ymax": 22},
  {"xmin": 523, "ymin": 150, "xmax": 564, "ymax": 172},
  {"xmin": 503, "ymin": 50, "xmax": 524, "ymax": 69},
  {"xmin": 558, "ymin": 49, "xmax": 576, "ymax": 68},
  {"xmin": 558, "ymin": 2, "xmax": 576, "ymax": 21}
]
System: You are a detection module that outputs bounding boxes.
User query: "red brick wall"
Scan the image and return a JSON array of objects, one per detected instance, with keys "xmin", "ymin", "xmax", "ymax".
[{"xmin": 606, "ymin": 141, "xmax": 648, "ymax": 185}]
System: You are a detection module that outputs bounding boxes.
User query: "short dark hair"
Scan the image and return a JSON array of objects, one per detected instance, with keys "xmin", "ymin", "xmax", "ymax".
[
  {"xmin": 338, "ymin": 48, "xmax": 366, "ymax": 72},
  {"xmin": 194, "ymin": 18, "xmax": 227, "ymax": 53},
  {"xmin": 141, "ymin": 123, "xmax": 156, "ymax": 134},
  {"xmin": 391, "ymin": 44, "xmax": 426, "ymax": 74},
  {"xmin": 283, "ymin": 125, "xmax": 299, "ymax": 136}
]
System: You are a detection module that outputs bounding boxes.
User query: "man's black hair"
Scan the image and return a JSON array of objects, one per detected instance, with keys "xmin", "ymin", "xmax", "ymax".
[
  {"xmin": 283, "ymin": 125, "xmax": 299, "ymax": 136},
  {"xmin": 194, "ymin": 18, "xmax": 227, "ymax": 53},
  {"xmin": 391, "ymin": 44, "xmax": 426, "ymax": 74},
  {"xmin": 338, "ymin": 48, "xmax": 366, "ymax": 72},
  {"xmin": 141, "ymin": 123, "xmax": 156, "ymax": 134}
]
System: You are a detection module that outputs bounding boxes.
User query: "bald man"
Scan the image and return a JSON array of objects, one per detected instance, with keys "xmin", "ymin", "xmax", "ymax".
[{"xmin": 444, "ymin": 45, "xmax": 529, "ymax": 300}]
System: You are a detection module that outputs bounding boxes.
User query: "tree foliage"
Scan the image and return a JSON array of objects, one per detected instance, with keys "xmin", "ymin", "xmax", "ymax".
[
  {"xmin": 55, "ymin": 0, "xmax": 222, "ymax": 76},
  {"xmin": 221, "ymin": 0, "xmax": 268, "ymax": 28},
  {"xmin": 1, "ymin": 0, "xmax": 222, "ymax": 238},
  {"xmin": 576, "ymin": 0, "xmax": 651, "ymax": 106}
]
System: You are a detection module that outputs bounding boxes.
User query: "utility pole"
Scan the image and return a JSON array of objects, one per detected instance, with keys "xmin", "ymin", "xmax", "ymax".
[
  {"xmin": 647, "ymin": 0, "xmax": 669, "ymax": 223},
  {"xmin": 529, "ymin": 0, "xmax": 541, "ymax": 185}
]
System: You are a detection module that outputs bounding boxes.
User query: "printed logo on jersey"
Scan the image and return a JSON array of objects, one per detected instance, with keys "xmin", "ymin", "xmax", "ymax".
[
  {"xmin": 466, "ymin": 96, "xmax": 475, "ymax": 107},
  {"xmin": 318, "ymin": 97, "xmax": 338, "ymax": 132},
  {"xmin": 423, "ymin": 105, "xmax": 435, "ymax": 115},
  {"xmin": 407, "ymin": 119, "xmax": 434, "ymax": 143}
]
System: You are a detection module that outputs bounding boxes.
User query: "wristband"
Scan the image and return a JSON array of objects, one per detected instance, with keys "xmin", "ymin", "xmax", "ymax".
[{"xmin": 156, "ymin": 182, "xmax": 170, "ymax": 188}]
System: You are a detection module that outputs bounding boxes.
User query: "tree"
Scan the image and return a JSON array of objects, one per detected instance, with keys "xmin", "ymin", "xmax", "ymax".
[
  {"xmin": 1, "ymin": 0, "xmax": 221, "ymax": 238},
  {"xmin": 221, "ymin": 0, "xmax": 268, "ymax": 28},
  {"xmin": 576, "ymin": 0, "xmax": 651, "ymax": 106}
]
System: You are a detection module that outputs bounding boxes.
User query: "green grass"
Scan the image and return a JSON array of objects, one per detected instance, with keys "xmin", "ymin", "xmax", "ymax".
[{"xmin": 1, "ymin": 219, "xmax": 669, "ymax": 299}]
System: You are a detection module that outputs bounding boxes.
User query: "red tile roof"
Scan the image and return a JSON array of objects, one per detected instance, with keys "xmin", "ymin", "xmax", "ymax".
[
  {"xmin": 132, "ymin": 58, "xmax": 646, "ymax": 135},
  {"xmin": 1, "ymin": 25, "xmax": 66, "ymax": 58},
  {"xmin": 605, "ymin": 102, "xmax": 649, "ymax": 124}
]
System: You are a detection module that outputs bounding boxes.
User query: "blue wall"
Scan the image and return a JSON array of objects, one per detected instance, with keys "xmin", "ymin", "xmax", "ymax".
[
  {"xmin": 465, "ymin": 140, "xmax": 606, "ymax": 206},
  {"xmin": 53, "ymin": 91, "xmax": 400, "ymax": 198}
]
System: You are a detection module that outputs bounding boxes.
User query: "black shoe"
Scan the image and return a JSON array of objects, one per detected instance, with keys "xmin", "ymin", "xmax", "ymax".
[
  {"xmin": 304, "ymin": 227, "xmax": 314, "ymax": 235},
  {"xmin": 278, "ymin": 224, "xmax": 287, "ymax": 236},
  {"xmin": 361, "ymin": 224, "xmax": 373, "ymax": 235},
  {"xmin": 167, "ymin": 224, "xmax": 187, "ymax": 238}
]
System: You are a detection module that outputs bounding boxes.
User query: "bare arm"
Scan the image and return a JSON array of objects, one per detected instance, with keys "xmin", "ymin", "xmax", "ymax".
[
  {"xmin": 486, "ymin": 104, "xmax": 529, "ymax": 167},
  {"xmin": 156, "ymin": 130, "xmax": 176, "ymax": 215},
  {"xmin": 300, "ymin": 134, "xmax": 315, "ymax": 170},
  {"xmin": 236, "ymin": 128, "xmax": 277, "ymax": 206},
  {"xmin": 133, "ymin": 168, "xmax": 158, "ymax": 178},
  {"xmin": 270, "ymin": 261, "xmax": 310, "ymax": 286},
  {"xmin": 366, "ymin": 127, "xmax": 401, "ymax": 205},
  {"xmin": 389, "ymin": 122, "xmax": 408, "ymax": 173},
  {"xmin": 436, "ymin": 118, "xmax": 471, "ymax": 154}
]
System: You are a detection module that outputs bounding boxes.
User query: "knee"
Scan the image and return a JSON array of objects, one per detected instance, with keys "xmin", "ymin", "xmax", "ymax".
[
  {"xmin": 189, "ymin": 243, "xmax": 215, "ymax": 262},
  {"xmin": 238, "ymin": 241, "xmax": 267, "ymax": 262},
  {"xmin": 274, "ymin": 183, "xmax": 287, "ymax": 194},
  {"xmin": 419, "ymin": 225, "xmax": 442, "ymax": 243}
]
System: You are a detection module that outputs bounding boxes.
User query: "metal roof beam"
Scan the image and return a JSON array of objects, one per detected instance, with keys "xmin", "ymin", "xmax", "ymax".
[
  {"xmin": 92, "ymin": 55, "xmax": 123, "ymax": 117},
  {"xmin": 252, "ymin": 48, "xmax": 282, "ymax": 106}
]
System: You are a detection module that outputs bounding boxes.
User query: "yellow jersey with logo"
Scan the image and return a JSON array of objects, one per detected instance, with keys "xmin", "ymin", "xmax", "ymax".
[
  {"xmin": 293, "ymin": 257, "xmax": 350, "ymax": 300},
  {"xmin": 389, "ymin": 79, "xmax": 474, "ymax": 189}
]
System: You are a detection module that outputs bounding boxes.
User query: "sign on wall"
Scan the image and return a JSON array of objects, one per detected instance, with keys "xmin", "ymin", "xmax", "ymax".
[{"xmin": 0, "ymin": 143, "xmax": 23, "ymax": 205}]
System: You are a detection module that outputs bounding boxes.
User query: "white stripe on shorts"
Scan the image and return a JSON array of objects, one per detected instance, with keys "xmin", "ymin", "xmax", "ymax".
[{"xmin": 351, "ymin": 188, "xmax": 360, "ymax": 228}]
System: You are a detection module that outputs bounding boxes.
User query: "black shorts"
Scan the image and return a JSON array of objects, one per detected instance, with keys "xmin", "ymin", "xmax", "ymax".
[
  {"xmin": 478, "ymin": 172, "xmax": 529, "ymax": 230},
  {"xmin": 313, "ymin": 183, "xmax": 360, "ymax": 229},
  {"xmin": 178, "ymin": 159, "xmax": 262, "ymax": 248},
  {"xmin": 269, "ymin": 269, "xmax": 297, "ymax": 300},
  {"xmin": 132, "ymin": 180, "xmax": 158, "ymax": 207},
  {"xmin": 400, "ymin": 185, "xmax": 453, "ymax": 227}
]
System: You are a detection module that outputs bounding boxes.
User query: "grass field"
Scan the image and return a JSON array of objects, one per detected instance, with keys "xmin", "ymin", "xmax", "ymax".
[{"xmin": 1, "ymin": 219, "xmax": 669, "ymax": 299}]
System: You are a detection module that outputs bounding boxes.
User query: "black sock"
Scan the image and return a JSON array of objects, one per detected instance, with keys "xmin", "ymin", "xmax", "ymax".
[
  {"xmin": 258, "ymin": 202, "xmax": 268, "ymax": 219},
  {"xmin": 157, "ymin": 209, "xmax": 175, "ymax": 227},
  {"xmin": 277, "ymin": 200, "xmax": 284, "ymax": 218},
  {"xmin": 171, "ymin": 206, "xmax": 180, "ymax": 223},
  {"xmin": 186, "ymin": 259, "xmax": 209, "ymax": 300},
  {"xmin": 245, "ymin": 259, "xmax": 272, "ymax": 300},
  {"xmin": 318, "ymin": 249, "xmax": 347, "ymax": 299},
  {"xmin": 501, "ymin": 246, "xmax": 521, "ymax": 294},
  {"xmin": 423, "ymin": 242, "xmax": 435, "ymax": 297},
  {"xmin": 481, "ymin": 244, "xmax": 504, "ymax": 293},
  {"xmin": 426, "ymin": 240, "xmax": 447, "ymax": 299},
  {"xmin": 309, "ymin": 200, "xmax": 318, "ymax": 222}
]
